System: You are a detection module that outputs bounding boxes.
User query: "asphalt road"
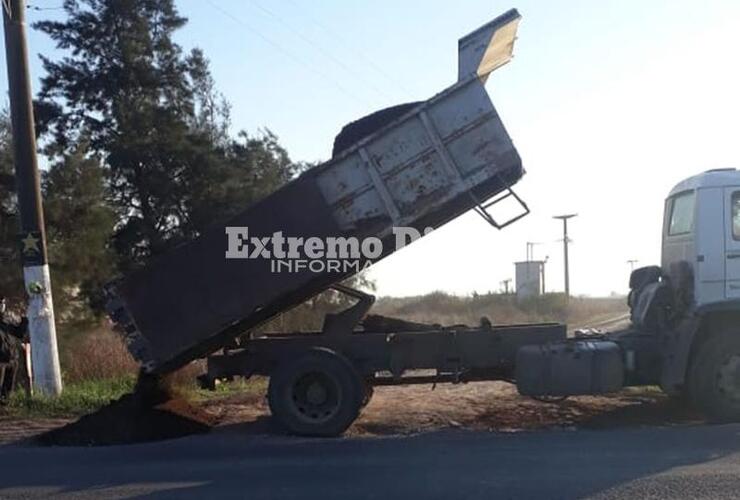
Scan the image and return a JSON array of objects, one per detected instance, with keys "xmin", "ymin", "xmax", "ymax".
[{"xmin": 1, "ymin": 423, "xmax": 739, "ymax": 499}]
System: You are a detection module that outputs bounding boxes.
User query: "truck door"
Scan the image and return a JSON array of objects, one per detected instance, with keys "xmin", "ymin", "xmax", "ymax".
[{"xmin": 724, "ymin": 188, "xmax": 740, "ymax": 299}]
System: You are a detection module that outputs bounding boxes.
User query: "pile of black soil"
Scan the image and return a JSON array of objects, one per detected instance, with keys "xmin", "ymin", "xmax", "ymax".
[
  {"xmin": 332, "ymin": 101, "xmax": 422, "ymax": 157},
  {"xmin": 38, "ymin": 374, "xmax": 216, "ymax": 446}
]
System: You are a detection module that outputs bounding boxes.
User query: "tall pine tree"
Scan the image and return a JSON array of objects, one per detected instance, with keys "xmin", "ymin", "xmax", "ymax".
[
  {"xmin": 35, "ymin": 0, "xmax": 295, "ymax": 273},
  {"xmin": 35, "ymin": 0, "xmax": 221, "ymax": 270},
  {"xmin": 43, "ymin": 141, "xmax": 116, "ymax": 320},
  {"xmin": 0, "ymin": 106, "xmax": 117, "ymax": 320}
]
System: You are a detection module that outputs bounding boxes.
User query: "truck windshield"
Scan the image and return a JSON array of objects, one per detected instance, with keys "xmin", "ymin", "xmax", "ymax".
[
  {"xmin": 668, "ymin": 191, "xmax": 695, "ymax": 236},
  {"xmin": 732, "ymin": 191, "xmax": 740, "ymax": 239}
]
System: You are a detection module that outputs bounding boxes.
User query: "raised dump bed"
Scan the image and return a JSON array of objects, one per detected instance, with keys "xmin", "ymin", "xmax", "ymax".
[{"xmin": 107, "ymin": 9, "xmax": 529, "ymax": 374}]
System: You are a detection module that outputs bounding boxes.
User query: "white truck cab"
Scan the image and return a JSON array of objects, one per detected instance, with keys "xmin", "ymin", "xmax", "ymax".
[
  {"xmin": 618, "ymin": 168, "xmax": 740, "ymax": 421},
  {"xmin": 663, "ymin": 168, "xmax": 740, "ymax": 308}
]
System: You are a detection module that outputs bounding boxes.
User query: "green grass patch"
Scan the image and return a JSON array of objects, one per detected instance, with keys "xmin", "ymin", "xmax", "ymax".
[
  {"xmin": 2, "ymin": 375, "xmax": 136, "ymax": 418},
  {"xmin": 1, "ymin": 374, "xmax": 266, "ymax": 419}
]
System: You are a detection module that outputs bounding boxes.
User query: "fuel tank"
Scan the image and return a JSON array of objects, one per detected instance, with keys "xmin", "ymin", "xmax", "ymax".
[{"xmin": 516, "ymin": 340, "xmax": 624, "ymax": 396}]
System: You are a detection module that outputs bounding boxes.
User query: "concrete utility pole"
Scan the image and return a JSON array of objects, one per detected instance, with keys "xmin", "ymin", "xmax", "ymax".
[
  {"xmin": 627, "ymin": 259, "xmax": 638, "ymax": 272},
  {"xmin": 3, "ymin": 0, "xmax": 62, "ymax": 395},
  {"xmin": 553, "ymin": 214, "xmax": 577, "ymax": 299}
]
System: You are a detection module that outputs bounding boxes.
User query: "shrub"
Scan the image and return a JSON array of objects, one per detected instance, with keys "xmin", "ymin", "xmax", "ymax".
[{"xmin": 60, "ymin": 326, "xmax": 138, "ymax": 383}]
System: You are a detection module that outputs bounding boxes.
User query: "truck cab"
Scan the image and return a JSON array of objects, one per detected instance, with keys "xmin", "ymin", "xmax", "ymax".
[
  {"xmin": 628, "ymin": 169, "xmax": 740, "ymax": 421},
  {"xmin": 662, "ymin": 168, "xmax": 740, "ymax": 308}
]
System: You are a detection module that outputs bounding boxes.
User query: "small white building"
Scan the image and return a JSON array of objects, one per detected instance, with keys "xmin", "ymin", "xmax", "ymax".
[{"xmin": 515, "ymin": 261, "xmax": 545, "ymax": 299}]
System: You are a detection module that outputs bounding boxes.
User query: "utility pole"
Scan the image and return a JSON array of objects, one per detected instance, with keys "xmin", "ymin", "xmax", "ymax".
[
  {"xmin": 501, "ymin": 279, "xmax": 511, "ymax": 295},
  {"xmin": 3, "ymin": 0, "xmax": 62, "ymax": 395},
  {"xmin": 541, "ymin": 255, "xmax": 549, "ymax": 294},
  {"xmin": 526, "ymin": 241, "xmax": 541, "ymax": 262},
  {"xmin": 553, "ymin": 214, "xmax": 577, "ymax": 299},
  {"xmin": 627, "ymin": 259, "xmax": 638, "ymax": 272}
]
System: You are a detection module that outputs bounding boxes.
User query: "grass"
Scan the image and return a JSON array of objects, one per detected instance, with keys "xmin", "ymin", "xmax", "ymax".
[
  {"xmin": 373, "ymin": 292, "xmax": 627, "ymax": 327},
  {"xmin": 1, "ymin": 374, "xmax": 267, "ymax": 420},
  {"xmin": 0, "ymin": 324, "xmax": 141, "ymax": 418},
  {"xmin": 188, "ymin": 377, "xmax": 268, "ymax": 404},
  {"xmin": 2, "ymin": 375, "xmax": 136, "ymax": 418}
]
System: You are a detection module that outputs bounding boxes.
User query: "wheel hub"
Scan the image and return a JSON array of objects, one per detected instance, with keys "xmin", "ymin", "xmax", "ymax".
[
  {"xmin": 291, "ymin": 372, "xmax": 341, "ymax": 423},
  {"xmin": 306, "ymin": 382, "xmax": 328, "ymax": 405}
]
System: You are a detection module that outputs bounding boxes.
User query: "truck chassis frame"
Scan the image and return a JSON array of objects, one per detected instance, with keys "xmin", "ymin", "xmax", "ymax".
[{"xmin": 202, "ymin": 285, "xmax": 565, "ymax": 389}]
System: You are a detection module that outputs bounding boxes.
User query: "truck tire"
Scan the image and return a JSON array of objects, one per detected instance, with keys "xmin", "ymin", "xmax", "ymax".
[
  {"xmin": 688, "ymin": 331, "xmax": 740, "ymax": 422},
  {"xmin": 268, "ymin": 348, "xmax": 363, "ymax": 436}
]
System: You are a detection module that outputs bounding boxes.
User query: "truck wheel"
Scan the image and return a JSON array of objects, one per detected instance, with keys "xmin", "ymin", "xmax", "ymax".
[
  {"xmin": 268, "ymin": 348, "xmax": 363, "ymax": 436},
  {"xmin": 688, "ymin": 332, "xmax": 740, "ymax": 422}
]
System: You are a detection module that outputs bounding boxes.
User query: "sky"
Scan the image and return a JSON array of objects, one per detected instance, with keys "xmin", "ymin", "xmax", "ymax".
[{"xmin": 2, "ymin": 0, "xmax": 740, "ymax": 297}]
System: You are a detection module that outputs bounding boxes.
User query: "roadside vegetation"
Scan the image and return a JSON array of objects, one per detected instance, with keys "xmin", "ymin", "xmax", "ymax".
[
  {"xmin": 374, "ymin": 292, "xmax": 627, "ymax": 328},
  {"xmin": 4, "ymin": 376, "xmax": 136, "ymax": 419}
]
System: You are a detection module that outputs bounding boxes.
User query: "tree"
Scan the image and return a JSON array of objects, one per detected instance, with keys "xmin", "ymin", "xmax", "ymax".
[
  {"xmin": 43, "ymin": 141, "xmax": 116, "ymax": 319},
  {"xmin": 183, "ymin": 130, "xmax": 295, "ymax": 236},
  {"xmin": 34, "ymin": 0, "xmax": 225, "ymax": 270},
  {"xmin": 35, "ymin": 0, "xmax": 301, "ymax": 274},
  {"xmin": 32, "ymin": 0, "xmax": 361, "ymax": 329},
  {"xmin": 0, "ymin": 105, "xmax": 116, "ymax": 320},
  {"xmin": 0, "ymin": 109, "xmax": 24, "ymax": 305},
  {"xmin": 188, "ymin": 48, "xmax": 231, "ymax": 148}
]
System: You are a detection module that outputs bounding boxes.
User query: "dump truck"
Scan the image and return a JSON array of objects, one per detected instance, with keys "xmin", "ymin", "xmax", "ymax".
[{"xmin": 106, "ymin": 10, "xmax": 740, "ymax": 436}]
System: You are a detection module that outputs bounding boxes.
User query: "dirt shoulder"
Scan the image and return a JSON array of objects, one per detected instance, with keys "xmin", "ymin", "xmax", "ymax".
[
  {"xmin": 0, "ymin": 382, "xmax": 702, "ymax": 443},
  {"xmin": 0, "ymin": 417, "xmax": 72, "ymax": 445},
  {"xmin": 202, "ymin": 380, "xmax": 703, "ymax": 438},
  {"xmin": 0, "ymin": 379, "xmax": 705, "ymax": 446}
]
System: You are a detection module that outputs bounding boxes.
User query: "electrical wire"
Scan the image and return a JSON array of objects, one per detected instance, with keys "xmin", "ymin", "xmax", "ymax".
[
  {"xmin": 283, "ymin": 0, "xmax": 414, "ymax": 96},
  {"xmin": 204, "ymin": 0, "xmax": 371, "ymax": 107},
  {"xmin": 248, "ymin": 0, "xmax": 393, "ymax": 102}
]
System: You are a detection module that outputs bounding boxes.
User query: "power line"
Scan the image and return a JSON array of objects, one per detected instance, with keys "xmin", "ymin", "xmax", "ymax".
[
  {"xmin": 283, "ymin": 0, "xmax": 414, "ymax": 96},
  {"xmin": 204, "ymin": 0, "xmax": 370, "ymax": 107},
  {"xmin": 248, "ymin": 0, "xmax": 393, "ymax": 102}
]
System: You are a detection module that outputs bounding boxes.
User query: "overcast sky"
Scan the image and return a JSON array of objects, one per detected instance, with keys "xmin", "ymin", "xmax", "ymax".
[{"xmin": 3, "ymin": 0, "xmax": 740, "ymax": 297}]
